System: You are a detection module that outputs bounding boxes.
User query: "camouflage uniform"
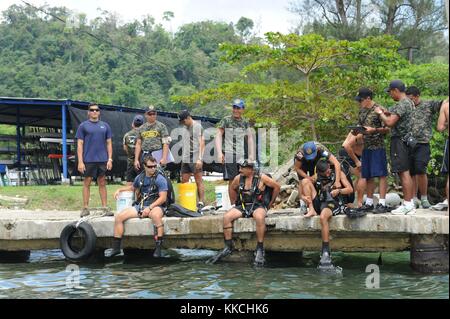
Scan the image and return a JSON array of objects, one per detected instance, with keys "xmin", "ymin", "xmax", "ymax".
[
  {"xmin": 358, "ymin": 104, "xmax": 388, "ymax": 179},
  {"xmin": 410, "ymin": 100, "xmax": 442, "ymax": 144},
  {"xmin": 138, "ymin": 121, "xmax": 170, "ymax": 153},
  {"xmin": 358, "ymin": 104, "xmax": 386, "ymax": 150},
  {"xmin": 389, "ymin": 98, "xmax": 414, "ymax": 138},
  {"xmin": 217, "ymin": 116, "xmax": 250, "ymax": 157},
  {"xmin": 389, "ymin": 97, "xmax": 415, "ymax": 173},
  {"xmin": 409, "ymin": 100, "xmax": 442, "ymax": 176},
  {"xmin": 123, "ymin": 128, "xmax": 139, "ymax": 182},
  {"xmin": 217, "ymin": 115, "xmax": 251, "ymax": 180}
]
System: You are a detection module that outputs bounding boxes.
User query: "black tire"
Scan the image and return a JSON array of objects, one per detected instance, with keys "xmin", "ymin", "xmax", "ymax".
[{"xmin": 60, "ymin": 222, "xmax": 97, "ymax": 261}]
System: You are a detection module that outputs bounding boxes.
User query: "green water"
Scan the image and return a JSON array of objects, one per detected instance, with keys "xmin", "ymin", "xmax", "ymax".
[{"xmin": 0, "ymin": 249, "xmax": 448, "ymax": 299}]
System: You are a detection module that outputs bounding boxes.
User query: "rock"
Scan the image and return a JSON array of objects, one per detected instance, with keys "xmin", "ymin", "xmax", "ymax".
[{"xmin": 287, "ymin": 189, "xmax": 299, "ymax": 206}]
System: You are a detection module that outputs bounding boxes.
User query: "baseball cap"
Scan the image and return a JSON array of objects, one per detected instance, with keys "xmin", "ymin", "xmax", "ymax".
[
  {"xmin": 354, "ymin": 87, "xmax": 373, "ymax": 102},
  {"xmin": 232, "ymin": 98, "xmax": 245, "ymax": 109},
  {"xmin": 146, "ymin": 105, "xmax": 158, "ymax": 113},
  {"xmin": 302, "ymin": 141, "xmax": 317, "ymax": 161},
  {"xmin": 133, "ymin": 115, "xmax": 144, "ymax": 127},
  {"xmin": 385, "ymin": 80, "xmax": 406, "ymax": 93},
  {"xmin": 238, "ymin": 159, "xmax": 255, "ymax": 168},
  {"xmin": 178, "ymin": 109, "xmax": 191, "ymax": 123}
]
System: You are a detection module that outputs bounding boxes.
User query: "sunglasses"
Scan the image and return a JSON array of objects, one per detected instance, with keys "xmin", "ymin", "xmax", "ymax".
[
  {"xmin": 89, "ymin": 109, "xmax": 100, "ymax": 112},
  {"xmin": 144, "ymin": 164, "xmax": 157, "ymax": 169}
]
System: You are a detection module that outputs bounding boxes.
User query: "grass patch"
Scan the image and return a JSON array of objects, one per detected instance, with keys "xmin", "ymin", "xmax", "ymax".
[{"xmin": 0, "ymin": 180, "xmax": 226, "ymax": 211}]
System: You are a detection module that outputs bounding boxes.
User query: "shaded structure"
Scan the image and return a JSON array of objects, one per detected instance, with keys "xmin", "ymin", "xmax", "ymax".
[{"xmin": 0, "ymin": 97, "xmax": 220, "ymax": 183}]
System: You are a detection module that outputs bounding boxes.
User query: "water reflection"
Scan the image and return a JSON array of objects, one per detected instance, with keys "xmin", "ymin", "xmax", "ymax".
[{"xmin": 0, "ymin": 250, "xmax": 447, "ymax": 299}]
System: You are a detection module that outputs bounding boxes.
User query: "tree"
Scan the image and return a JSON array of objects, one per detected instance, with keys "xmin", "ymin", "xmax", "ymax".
[
  {"xmin": 174, "ymin": 33, "xmax": 404, "ymax": 145},
  {"xmin": 289, "ymin": 0, "xmax": 449, "ymax": 63},
  {"xmin": 235, "ymin": 17, "xmax": 254, "ymax": 42}
]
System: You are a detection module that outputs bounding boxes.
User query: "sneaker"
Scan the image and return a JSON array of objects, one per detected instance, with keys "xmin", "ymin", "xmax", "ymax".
[
  {"xmin": 413, "ymin": 198, "xmax": 421, "ymax": 209},
  {"xmin": 391, "ymin": 205, "xmax": 416, "ymax": 215},
  {"xmin": 357, "ymin": 204, "xmax": 374, "ymax": 213},
  {"xmin": 373, "ymin": 204, "xmax": 388, "ymax": 214},
  {"xmin": 420, "ymin": 199, "xmax": 432, "ymax": 209},
  {"xmin": 197, "ymin": 202, "xmax": 205, "ymax": 211},
  {"xmin": 80, "ymin": 207, "xmax": 90, "ymax": 217},
  {"xmin": 102, "ymin": 206, "xmax": 114, "ymax": 216},
  {"xmin": 431, "ymin": 200, "xmax": 448, "ymax": 211}
]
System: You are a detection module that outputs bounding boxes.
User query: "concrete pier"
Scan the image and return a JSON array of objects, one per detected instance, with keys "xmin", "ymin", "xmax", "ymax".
[{"xmin": 0, "ymin": 208, "xmax": 448, "ymax": 272}]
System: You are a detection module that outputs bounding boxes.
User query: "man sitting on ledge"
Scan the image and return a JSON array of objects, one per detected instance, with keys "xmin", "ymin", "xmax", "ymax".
[
  {"xmin": 301, "ymin": 159, "xmax": 353, "ymax": 271},
  {"xmin": 207, "ymin": 160, "xmax": 280, "ymax": 266},
  {"xmin": 105, "ymin": 155, "xmax": 168, "ymax": 258}
]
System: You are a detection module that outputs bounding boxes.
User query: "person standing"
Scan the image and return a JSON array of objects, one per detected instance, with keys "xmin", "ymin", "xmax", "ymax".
[
  {"xmin": 354, "ymin": 88, "xmax": 390, "ymax": 214},
  {"xmin": 215, "ymin": 99, "xmax": 255, "ymax": 191},
  {"xmin": 123, "ymin": 115, "xmax": 144, "ymax": 185},
  {"xmin": 134, "ymin": 105, "xmax": 171, "ymax": 171},
  {"xmin": 76, "ymin": 103, "xmax": 113, "ymax": 217},
  {"xmin": 340, "ymin": 130, "xmax": 364, "ymax": 207},
  {"xmin": 406, "ymin": 86, "xmax": 444, "ymax": 209},
  {"xmin": 178, "ymin": 109, "xmax": 206, "ymax": 209},
  {"xmin": 433, "ymin": 98, "xmax": 449, "ymax": 211},
  {"xmin": 375, "ymin": 80, "xmax": 415, "ymax": 215}
]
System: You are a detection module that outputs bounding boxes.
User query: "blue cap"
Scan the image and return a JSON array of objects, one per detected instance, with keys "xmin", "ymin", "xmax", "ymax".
[
  {"xmin": 302, "ymin": 141, "xmax": 317, "ymax": 161},
  {"xmin": 133, "ymin": 115, "xmax": 144, "ymax": 127},
  {"xmin": 232, "ymin": 98, "xmax": 245, "ymax": 109}
]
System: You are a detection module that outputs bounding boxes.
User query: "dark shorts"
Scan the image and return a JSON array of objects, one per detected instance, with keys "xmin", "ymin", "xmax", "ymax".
[
  {"xmin": 409, "ymin": 143, "xmax": 431, "ymax": 176},
  {"xmin": 312, "ymin": 196, "xmax": 340, "ymax": 216},
  {"xmin": 181, "ymin": 162, "xmax": 203, "ymax": 175},
  {"xmin": 223, "ymin": 162, "xmax": 240, "ymax": 181},
  {"xmin": 126, "ymin": 160, "xmax": 139, "ymax": 182},
  {"xmin": 361, "ymin": 148, "xmax": 388, "ymax": 179},
  {"xmin": 442, "ymin": 139, "xmax": 449, "ymax": 174},
  {"xmin": 296, "ymin": 160, "xmax": 315, "ymax": 180},
  {"xmin": 390, "ymin": 138, "xmax": 412, "ymax": 173},
  {"xmin": 338, "ymin": 148, "xmax": 360, "ymax": 169},
  {"xmin": 236, "ymin": 203, "xmax": 267, "ymax": 218},
  {"xmin": 132, "ymin": 204, "xmax": 167, "ymax": 217},
  {"xmin": 84, "ymin": 162, "xmax": 107, "ymax": 179}
]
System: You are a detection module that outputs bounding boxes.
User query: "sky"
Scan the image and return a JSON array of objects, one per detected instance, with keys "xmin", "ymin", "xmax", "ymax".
[{"xmin": 0, "ymin": 0, "xmax": 300, "ymax": 35}]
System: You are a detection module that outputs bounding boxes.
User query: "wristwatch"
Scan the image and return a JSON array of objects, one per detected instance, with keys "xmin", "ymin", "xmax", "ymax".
[{"xmin": 108, "ymin": 158, "xmax": 113, "ymax": 162}]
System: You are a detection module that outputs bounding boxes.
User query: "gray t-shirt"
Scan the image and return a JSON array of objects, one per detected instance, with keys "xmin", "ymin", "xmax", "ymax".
[{"xmin": 181, "ymin": 120, "xmax": 204, "ymax": 163}]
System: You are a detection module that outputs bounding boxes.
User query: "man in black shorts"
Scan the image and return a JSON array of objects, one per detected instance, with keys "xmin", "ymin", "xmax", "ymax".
[
  {"xmin": 406, "ymin": 86, "xmax": 445, "ymax": 209},
  {"xmin": 300, "ymin": 160, "xmax": 353, "ymax": 270},
  {"xmin": 123, "ymin": 115, "xmax": 144, "ymax": 185},
  {"xmin": 215, "ymin": 99, "xmax": 255, "ymax": 192},
  {"xmin": 105, "ymin": 155, "xmax": 169, "ymax": 258},
  {"xmin": 341, "ymin": 131, "xmax": 364, "ymax": 207},
  {"xmin": 76, "ymin": 103, "xmax": 113, "ymax": 217},
  {"xmin": 206, "ymin": 160, "xmax": 280, "ymax": 266},
  {"xmin": 376, "ymin": 80, "xmax": 415, "ymax": 215},
  {"xmin": 178, "ymin": 109, "xmax": 206, "ymax": 209}
]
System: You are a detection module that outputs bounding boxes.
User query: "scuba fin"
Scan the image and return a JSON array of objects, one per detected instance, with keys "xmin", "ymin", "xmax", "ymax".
[
  {"xmin": 105, "ymin": 238, "xmax": 124, "ymax": 258},
  {"xmin": 318, "ymin": 251, "xmax": 343, "ymax": 274},
  {"xmin": 206, "ymin": 246, "xmax": 232, "ymax": 264},
  {"xmin": 166, "ymin": 203, "xmax": 203, "ymax": 218},
  {"xmin": 253, "ymin": 247, "xmax": 266, "ymax": 267}
]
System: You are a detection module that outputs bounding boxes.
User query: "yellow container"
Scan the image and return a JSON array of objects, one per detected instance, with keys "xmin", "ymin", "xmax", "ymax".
[{"xmin": 178, "ymin": 183, "xmax": 197, "ymax": 211}]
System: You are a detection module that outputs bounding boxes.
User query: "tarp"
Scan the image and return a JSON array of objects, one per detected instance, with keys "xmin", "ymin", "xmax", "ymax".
[{"xmin": 68, "ymin": 106, "xmax": 222, "ymax": 177}]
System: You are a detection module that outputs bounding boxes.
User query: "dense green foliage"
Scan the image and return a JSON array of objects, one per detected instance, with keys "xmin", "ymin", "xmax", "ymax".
[{"xmin": 0, "ymin": 4, "xmax": 248, "ymax": 116}]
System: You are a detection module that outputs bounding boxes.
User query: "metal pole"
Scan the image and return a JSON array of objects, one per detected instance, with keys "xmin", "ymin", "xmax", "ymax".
[
  {"xmin": 62, "ymin": 101, "xmax": 69, "ymax": 183},
  {"xmin": 16, "ymin": 107, "xmax": 21, "ymax": 185}
]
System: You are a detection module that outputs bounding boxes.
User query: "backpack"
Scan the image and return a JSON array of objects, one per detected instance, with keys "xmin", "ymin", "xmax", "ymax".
[{"xmin": 135, "ymin": 169, "xmax": 175, "ymax": 206}]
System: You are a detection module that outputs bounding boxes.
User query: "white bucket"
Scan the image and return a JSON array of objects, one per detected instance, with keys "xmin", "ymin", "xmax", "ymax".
[
  {"xmin": 116, "ymin": 191, "xmax": 135, "ymax": 213},
  {"xmin": 215, "ymin": 185, "xmax": 231, "ymax": 211}
]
